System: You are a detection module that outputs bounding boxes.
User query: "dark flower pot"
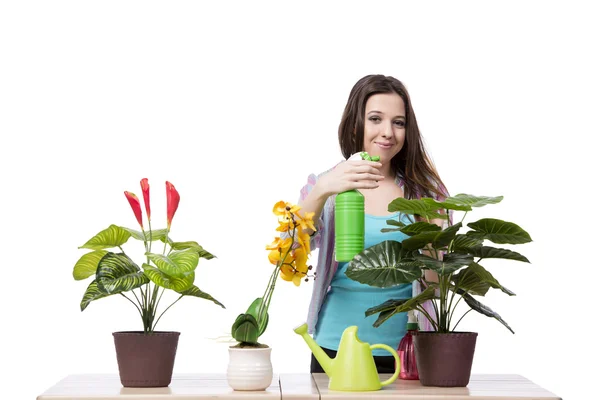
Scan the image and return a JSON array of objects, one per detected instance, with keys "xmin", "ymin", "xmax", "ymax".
[
  {"xmin": 113, "ymin": 331, "xmax": 180, "ymax": 387},
  {"xmin": 414, "ymin": 331, "xmax": 477, "ymax": 387}
]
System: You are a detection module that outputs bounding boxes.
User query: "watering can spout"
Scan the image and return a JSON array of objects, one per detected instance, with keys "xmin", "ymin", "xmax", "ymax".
[{"xmin": 293, "ymin": 323, "xmax": 334, "ymax": 376}]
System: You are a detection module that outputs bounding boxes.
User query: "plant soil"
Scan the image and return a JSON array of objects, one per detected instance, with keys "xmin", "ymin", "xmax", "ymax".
[{"xmin": 230, "ymin": 342, "xmax": 269, "ymax": 349}]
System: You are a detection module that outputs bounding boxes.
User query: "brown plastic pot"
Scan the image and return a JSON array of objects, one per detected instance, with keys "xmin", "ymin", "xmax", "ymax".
[
  {"xmin": 113, "ymin": 331, "xmax": 180, "ymax": 387},
  {"xmin": 413, "ymin": 331, "xmax": 477, "ymax": 387}
]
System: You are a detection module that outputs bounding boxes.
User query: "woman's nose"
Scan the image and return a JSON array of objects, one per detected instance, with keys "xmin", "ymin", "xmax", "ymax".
[{"xmin": 381, "ymin": 123, "xmax": 393, "ymax": 138}]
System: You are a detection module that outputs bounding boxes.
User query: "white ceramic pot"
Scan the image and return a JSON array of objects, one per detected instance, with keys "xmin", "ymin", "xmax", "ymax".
[{"xmin": 227, "ymin": 347, "xmax": 273, "ymax": 391}]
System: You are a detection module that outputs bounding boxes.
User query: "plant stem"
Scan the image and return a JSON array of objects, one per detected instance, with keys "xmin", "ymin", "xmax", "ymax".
[
  {"xmin": 163, "ymin": 227, "xmax": 170, "ymax": 255},
  {"xmin": 452, "ymin": 309, "xmax": 472, "ymax": 331},
  {"xmin": 416, "ymin": 304, "xmax": 439, "ymax": 331},
  {"xmin": 448, "ymin": 296, "xmax": 462, "ymax": 327},
  {"xmin": 152, "ymin": 294, "xmax": 184, "ymax": 331},
  {"xmin": 147, "ymin": 220, "xmax": 152, "ymax": 252},
  {"xmin": 120, "ymin": 293, "xmax": 143, "ymax": 319}
]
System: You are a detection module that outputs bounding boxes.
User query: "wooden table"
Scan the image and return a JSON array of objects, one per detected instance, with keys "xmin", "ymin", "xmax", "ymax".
[{"xmin": 37, "ymin": 373, "xmax": 561, "ymax": 399}]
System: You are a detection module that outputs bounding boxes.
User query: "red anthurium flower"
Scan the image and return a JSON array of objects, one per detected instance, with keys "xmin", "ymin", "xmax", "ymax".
[
  {"xmin": 140, "ymin": 178, "xmax": 151, "ymax": 220},
  {"xmin": 124, "ymin": 191, "xmax": 143, "ymax": 228},
  {"xmin": 166, "ymin": 181, "xmax": 180, "ymax": 229}
]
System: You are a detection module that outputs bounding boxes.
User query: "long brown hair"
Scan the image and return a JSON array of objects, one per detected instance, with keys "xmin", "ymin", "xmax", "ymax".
[{"xmin": 338, "ymin": 74, "xmax": 449, "ymax": 200}]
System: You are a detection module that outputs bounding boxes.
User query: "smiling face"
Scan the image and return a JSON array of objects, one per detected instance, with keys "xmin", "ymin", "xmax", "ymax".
[{"xmin": 362, "ymin": 92, "xmax": 406, "ymax": 165}]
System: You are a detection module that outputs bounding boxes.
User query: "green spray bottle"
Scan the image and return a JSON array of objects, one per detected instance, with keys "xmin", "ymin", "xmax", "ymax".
[{"xmin": 335, "ymin": 152, "xmax": 380, "ymax": 262}]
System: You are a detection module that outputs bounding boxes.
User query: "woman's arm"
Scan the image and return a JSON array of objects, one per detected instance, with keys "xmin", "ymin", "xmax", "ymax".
[{"xmin": 297, "ymin": 159, "xmax": 384, "ymax": 236}]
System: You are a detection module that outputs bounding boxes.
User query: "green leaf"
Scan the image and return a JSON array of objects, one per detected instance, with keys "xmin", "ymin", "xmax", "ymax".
[
  {"xmin": 452, "ymin": 266, "xmax": 491, "ymax": 296},
  {"xmin": 231, "ymin": 313, "xmax": 259, "ymax": 344},
  {"xmin": 143, "ymin": 264, "xmax": 195, "ymax": 292},
  {"xmin": 80, "ymin": 280, "xmax": 111, "ymax": 311},
  {"xmin": 73, "ymin": 250, "xmax": 108, "ymax": 280},
  {"xmin": 421, "ymin": 197, "xmax": 469, "ymax": 212},
  {"xmin": 462, "ymin": 292, "xmax": 514, "ymax": 333},
  {"xmin": 96, "ymin": 253, "xmax": 149, "ymax": 294},
  {"xmin": 465, "ymin": 246, "xmax": 530, "ymax": 263},
  {"xmin": 413, "ymin": 252, "xmax": 473, "ymax": 275},
  {"xmin": 121, "ymin": 228, "xmax": 170, "ymax": 242},
  {"xmin": 427, "ymin": 194, "xmax": 504, "ymax": 212},
  {"xmin": 179, "ymin": 285, "xmax": 225, "ymax": 308},
  {"xmin": 388, "ymin": 198, "xmax": 447, "ymax": 220},
  {"xmin": 79, "ymin": 225, "xmax": 131, "ymax": 250},
  {"xmin": 454, "ymin": 262, "xmax": 515, "ymax": 296},
  {"xmin": 146, "ymin": 248, "xmax": 199, "ymax": 278},
  {"xmin": 401, "ymin": 223, "xmax": 462, "ymax": 251},
  {"xmin": 346, "ymin": 241, "xmax": 422, "ymax": 288},
  {"xmin": 466, "ymin": 218, "xmax": 532, "ymax": 244},
  {"xmin": 400, "ymin": 221, "xmax": 441, "ymax": 236},
  {"xmin": 365, "ymin": 286, "xmax": 438, "ymax": 327},
  {"xmin": 170, "ymin": 241, "xmax": 216, "ymax": 259},
  {"xmin": 245, "ymin": 297, "xmax": 269, "ymax": 336},
  {"xmin": 381, "ymin": 219, "xmax": 406, "ymax": 233},
  {"xmin": 452, "ymin": 234, "xmax": 484, "ymax": 251},
  {"xmin": 386, "ymin": 219, "xmax": 406, "ymax": 227}
]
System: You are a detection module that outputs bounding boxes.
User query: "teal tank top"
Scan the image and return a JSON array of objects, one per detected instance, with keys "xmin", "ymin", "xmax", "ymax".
[{"xmin": 314, "ymin": 212, "xmax": 414, "ymax": 356}]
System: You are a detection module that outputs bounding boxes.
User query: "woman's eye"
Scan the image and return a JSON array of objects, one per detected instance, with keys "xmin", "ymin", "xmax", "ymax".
[
  {"xmin": 394, "ymin": 120, "xmax": 406, "ymax": 127},
  {"xmin": 369, "ymin": 116, "xmax": 381, "ymax": 122}
]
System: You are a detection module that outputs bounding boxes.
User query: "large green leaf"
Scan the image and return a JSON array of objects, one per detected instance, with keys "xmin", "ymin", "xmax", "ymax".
[
  {"xmin": 452, "ymin": 234, "xmax": 484, "ymax": 252},
  {"xmin": 170, "ymin": 241, "xmax": 216, "ymax": 260},
  {"xmin": 179, "ymin": 285, "xmax": 225, "ymax": 308},
  {"xmin": 451, "ymin": 266, "xmax": 491, "ymax": 296},
  {"xmin": 96, "ymin": 253, "xmax": 149, "ymax": 294},
  {"xmin": 466, "ymin": 219, "xmax": 532, "ymax": 244},
  {"xmin": 422, "ymin": 197, "xmax": 470, "ymax": 212},
  {"xmin": 143, "ymin": 264, "xmax": 194, "ymax": 292},
  {"xmin": 401, "ymin": 223, "xmax": 462, "ymax": 251},
  {"xmin": 400, "ymin": 221, "xmax": 441, "ymax": 236},
  {"xmin": 462, "ymin": 292, "xmax": 514, "ymax": 333},
  {"xmin": 413, "ymin": 253, "xmax": 473, "ymax": 275},
  {"xmin": 425, "ymin": 194, "xmax": 503, "ymax": 212},
  {"xmin": 79, "ymin": 225, "xmax": 131, "ymax": 250},
  {"xmin": 464, "ymin": 246, "xmax": 530, "ymax": 263},
  {"xmin": 122, "ymin": 227, "xmax": 169, "ymax": 242},
  {"xmin": 454, "ymin": 262, "xmax": 515, "ymax": 296},
  {"xmin": 243, "ymin": 297, "xmax": 270, "ymax": 336},
  {"xmin": 146, "ymin": 248, "xmax": 199, "ymax": 278},
  {"xmin": 80, "ymin": 280, "xmax": 111, "ymax": 311},
  {"xmin": 388, "ymin": 198, "xmax": 447, "ymax": 220},
  {"xmin": 346, "ymin": 241, "xmax": 422, "ymax": 287},
  {"xmin": 231, "ymin": 313, "xmax": 259, "ymax": 344},
  {"xmin": 365, "ymin": 286, "xmax": 438, "ymax": 327},
  {"xmin": 73, "ymin": 250, "xmax": 107, "ymax": 280}
]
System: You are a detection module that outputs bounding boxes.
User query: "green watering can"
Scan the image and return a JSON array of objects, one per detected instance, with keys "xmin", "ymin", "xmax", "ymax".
[{"xmin": 293, "ymin": 323, "xmax": 400, "ymax": 391}]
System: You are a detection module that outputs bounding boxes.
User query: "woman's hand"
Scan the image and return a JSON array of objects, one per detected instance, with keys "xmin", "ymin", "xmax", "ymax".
[{"xmin": 315, "ymin": 159, "xmax": 384, "ymax": 198}]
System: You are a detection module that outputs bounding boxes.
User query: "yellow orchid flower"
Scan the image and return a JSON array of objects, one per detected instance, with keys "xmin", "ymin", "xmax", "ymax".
[
  {"xmin": 276, "ymin": 216, "xmax": 295, "ymax": 232},
  {"xmin": 297, "ymin": 231, "xmax": 311, "ymax": 252},
  {"xmin": 273, "ymin": 201, "xmax": 300, "ymax": 217},
  {"xmin": 297, "ymin": 211, "xmax": 316, "ymax": 232},
  {"xmin": 279, "ymin": 247, "xmax": 309, "ymax": 286},
  {"xmin": 266, "ymin": 237, "xmax": 292, "ymax": 252},
  {"xmin": 268, "ymin": 248, "xmax": 294, "ymax": 266}
]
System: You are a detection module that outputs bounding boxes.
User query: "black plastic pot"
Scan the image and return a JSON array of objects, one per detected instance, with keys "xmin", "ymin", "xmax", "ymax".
[
  {"xmin": 112, "ymin": 331, "xmax": 180, "ymax": 387},
  {"xmin": 414, "ymin": 331, "xmax": 477, "ymax": 387}
]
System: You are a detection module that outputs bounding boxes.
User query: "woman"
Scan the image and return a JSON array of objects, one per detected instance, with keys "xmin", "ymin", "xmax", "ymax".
[{"xmin": 297, "ymin": 74, "xmax": 451, "ymax": 373}]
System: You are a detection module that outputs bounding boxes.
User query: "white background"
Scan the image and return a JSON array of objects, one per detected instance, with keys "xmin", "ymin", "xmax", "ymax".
[{"xmin": 1, "ymin": 1, "xmax": 598, "ymax": 399}]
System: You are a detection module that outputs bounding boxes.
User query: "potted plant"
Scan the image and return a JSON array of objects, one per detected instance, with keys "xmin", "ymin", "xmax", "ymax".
[
  {"xmin": 72, "ymin": 178, "xmax": 225, "ymax": 388},
  {"xmin": 345, "ymin": 194, "xmax": 532, "ymax": 387},
  {"xmin": 227, "ymin": 201, "xmax": 315, "ymax": 391}
]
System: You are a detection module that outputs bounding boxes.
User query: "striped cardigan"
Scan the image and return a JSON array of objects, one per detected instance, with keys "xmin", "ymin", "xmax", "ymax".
[{"xmin": 298, "ymin": 164, "xmax": 452, "ymax": 334}]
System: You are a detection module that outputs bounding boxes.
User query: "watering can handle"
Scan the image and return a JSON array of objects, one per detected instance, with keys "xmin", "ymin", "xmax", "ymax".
[{"xmin": 370, "ymin": 344, "xmax": 401, "ymax": 386}]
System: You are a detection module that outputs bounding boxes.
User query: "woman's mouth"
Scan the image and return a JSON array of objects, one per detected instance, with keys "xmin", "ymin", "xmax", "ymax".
[{"xmin": 376, "ymin": 142, "xmax": 393, "ymax": 149}]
